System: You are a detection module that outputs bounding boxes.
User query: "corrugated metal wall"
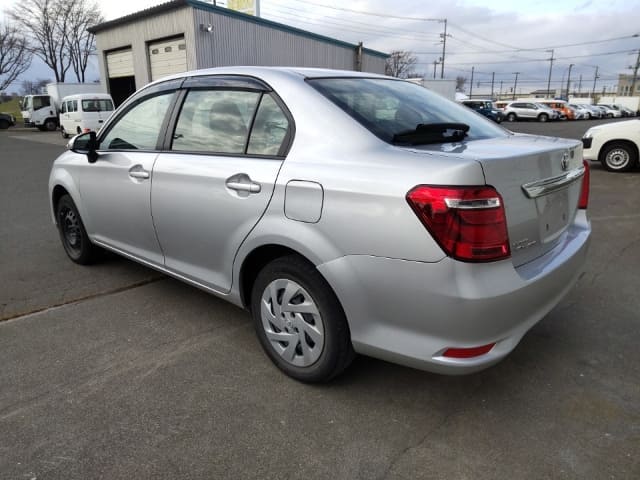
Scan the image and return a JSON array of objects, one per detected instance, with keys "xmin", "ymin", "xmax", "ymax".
[
  {"xmin": 192, "ymin": 8, "xmax": 386, "ymax": 74},
  {"xmin": 94, "ymin": 5, "xmax": 387, "ymax": 91},
  {"xmin": 95, "ymin": 7, "xmax": 197, "ymax": 89}
]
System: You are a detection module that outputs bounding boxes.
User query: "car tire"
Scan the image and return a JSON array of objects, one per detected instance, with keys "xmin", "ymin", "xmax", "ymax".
[
  {"xmin": 506, "ymin": 113, "xmax": 517, "ymax": 122},
  {"xmin": 0, "ymin": 119, "xmax": 9, "ymax": 129},
  {"xmin": 55, "ymin": 194, "xmax": 101, "ymax": 264},
  {"xmin": 61, "ymin": 126, "xmax": 69, "ymax": 139},
  {"xmin": 538, "ymin": 113, "xmax": 549, "ymax": 122},
  {"xmin": 600, "ymin": 142, "xmax": 639, "ymax": 172},
  {"xmin": 44, "ymin": 119, "xmax": 57, "ymax": 131},
  {"xmin": 250, "ymin": 255, "xmax": 355, "ymax": 383}
]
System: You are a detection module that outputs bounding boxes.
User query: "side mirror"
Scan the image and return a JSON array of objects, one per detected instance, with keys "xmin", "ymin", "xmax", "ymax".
[{"xmin": 68, "ymin": 131, "xmax": 98, "ymax": 163}]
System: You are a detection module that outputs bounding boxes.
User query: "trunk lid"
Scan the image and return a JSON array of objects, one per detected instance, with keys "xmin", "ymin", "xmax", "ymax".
[{"xmin": 406, "ymin": 133, "xmax": 584, "ymax": 266}]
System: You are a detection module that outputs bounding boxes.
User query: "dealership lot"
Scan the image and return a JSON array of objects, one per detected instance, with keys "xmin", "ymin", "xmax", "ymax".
[{"xmin": 1, "ymin": 120, "xmax": 638, "ymax": 479}]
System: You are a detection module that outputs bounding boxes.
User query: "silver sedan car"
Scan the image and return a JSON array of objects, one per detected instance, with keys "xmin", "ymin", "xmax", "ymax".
[{"xmin": 49, "ymin": 67, "xmax": 591, "ymax": 382}]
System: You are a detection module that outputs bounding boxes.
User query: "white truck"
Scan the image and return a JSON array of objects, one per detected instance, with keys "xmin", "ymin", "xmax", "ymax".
[{"xmin": 21, "ymin": 82, "xmax": 105, "ymax": 131}]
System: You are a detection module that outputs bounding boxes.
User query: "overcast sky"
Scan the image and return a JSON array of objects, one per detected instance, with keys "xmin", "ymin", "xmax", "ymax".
[{"xmin": 1, "ymin": 0, "xmax": 639, "ymax": 95}]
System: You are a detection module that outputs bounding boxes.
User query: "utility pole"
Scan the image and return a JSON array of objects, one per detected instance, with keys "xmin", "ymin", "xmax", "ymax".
[
  {"xmin": 469, "ymin": 66, "xmax": 475, "ymax": 97},
  {"xmin": 490, "ymin": 72, "xmax": 495, "ymax": 99},
  {"xmin": 546, "ymin": 49, "xmax": 554, "ymax": 98},
  {"xmin": 566, "ymin": 63, "xmax": 574, "ymax": 100},
  {"xmin": 591, "ymin": 66, "xmax": 599, "ymax": 101},
  {"xmin": 499, "ymin": 80, "xmax": 503, "ymax": 99},
  {"xmin": 433, "ymin": 59, "xmax": 440, "ymax": 79},
  {"xmin": 512, "ymin": 72, "xmax": 520, "ymax": 100},
  {"xmin": 630, "ymin": 50, "xmax": 640, "ymax": 97},
  {"xmin": 439, "ymin": 19, "xmax": 450, "ymax": 79},
  {"xmin": 578, "ymin": 74, "xmax": 582, "ymax": 96}
]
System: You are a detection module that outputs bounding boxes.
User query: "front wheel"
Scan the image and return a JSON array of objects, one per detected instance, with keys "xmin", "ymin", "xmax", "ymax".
[
  {"xmin": 506, "ymin": 113, "xmax": 517, "ymax": 122},
  {"xmin": 44, "ymin": 119, "xmax": 57, "ymax": 131},
  {"xmin": 61, "ymin": 126, "xmax": 69, "ymax": 138},
  {"xmin": 600, "ymin": 142, "xmax": 638, "ymax": 172},
  {"xmin": 55, "ymin": 194, "xmax": 101, "ymax": 264},
  {"xmin": 250, "ymin": 255, "xmax": 354, "ymax": 383},
  {"xmin": 0, "ymin": 119, "xmax": 9, "ymax": 129},
  {"xmin": 538, "ymin": 113, "xmax": 549, "ymax": 122}
]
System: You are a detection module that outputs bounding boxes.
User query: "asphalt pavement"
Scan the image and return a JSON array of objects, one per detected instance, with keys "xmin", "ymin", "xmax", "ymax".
[{"xmin": 1, "ymin": 121, "xmax": 638, "ymax": 479}]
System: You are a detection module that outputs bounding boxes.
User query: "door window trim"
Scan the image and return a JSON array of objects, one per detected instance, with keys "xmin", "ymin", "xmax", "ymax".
[{"xmin": 161, "ymin": 81, "xmax": 295, "ymax": 159}]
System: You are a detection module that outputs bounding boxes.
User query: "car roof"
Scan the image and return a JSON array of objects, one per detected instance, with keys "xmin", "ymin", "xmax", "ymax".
[{"xmin": 62, "ymin": 93, "xmax": 113, "ymax": 100}]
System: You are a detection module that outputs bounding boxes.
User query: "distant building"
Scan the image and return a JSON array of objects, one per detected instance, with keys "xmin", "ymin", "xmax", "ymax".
[
  {"xmin": 88, "ymin": 0, "xmax": 388, "ymax": 105},
  {"xmin": 617, "ymin": 74, "xmax": 640, "ymax": 96},
  {"xmin": 528, "ymin": 88, "xmax": 559, "ymax": 98}
]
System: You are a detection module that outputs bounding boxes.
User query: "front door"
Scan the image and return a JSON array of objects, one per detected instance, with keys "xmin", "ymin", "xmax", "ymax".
[
  {"xmin": 79, "ymin": 90, "xmax": 177, "ymax": 265},
  {"xmin": 151, "ymin": 87, "xmax": 292, "ymax": 292}
]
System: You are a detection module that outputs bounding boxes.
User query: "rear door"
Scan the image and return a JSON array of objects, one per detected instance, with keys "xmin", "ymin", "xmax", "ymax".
[{"xmin": 151, "ymin": 77, "xmax": 292, "ymax": 292}]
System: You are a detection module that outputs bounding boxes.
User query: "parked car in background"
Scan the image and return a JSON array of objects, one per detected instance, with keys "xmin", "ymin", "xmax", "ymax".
[
  {"xmin": 568, "ymin": 104, "xmax": 590, "ymax": 120},
  {"xmin": 495, "ymin": 101, "xmax": 510, "ymax": 111},
  {"xmin": 49, "ymin": 67, "xmax": 591, "ymax": 382},
  {"xmin": 618, "ymin": 105, "xmax": 636, "ymax": 117},
  {"xmin": 538, "ymin": 100, "xmax": 575, "ymax": 120},
  {"xmin": 59, "ymin": 93, "xmax": 115, "ymax": 138},
  {"xmin": 580, "ymin": 104, "xmax": 603, "ymax": 119},
  {"xmin": 461, "ymin": 99, "xmax": 503, "ymax": 123},
  {"xmin": 503, "ymin": 101, "xmax": 558, "ymax": 122},
  {"xmin": 583, "ymin": 119, "xmax": 640, "ymax": 172},
  {"xmin": 596, "ymin": 104, "xmax": 622, "ymax": 118},
  {"xmin": 0, "ymin": 112, "xmax": 16, "ymax": 129}
]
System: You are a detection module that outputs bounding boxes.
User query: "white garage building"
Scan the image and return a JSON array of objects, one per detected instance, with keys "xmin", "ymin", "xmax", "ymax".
[{"xmin": 89, "ymin": 0, "xmax": 389, "ymax": 105}]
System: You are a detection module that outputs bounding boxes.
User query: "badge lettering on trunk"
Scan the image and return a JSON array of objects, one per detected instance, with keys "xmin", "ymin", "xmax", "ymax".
[{"xmin": 561, "ymin": 152, "xmax": 570, "ymax": 171}]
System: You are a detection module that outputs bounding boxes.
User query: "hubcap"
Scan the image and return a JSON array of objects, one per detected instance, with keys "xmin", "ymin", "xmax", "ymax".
[
  {"xmin": 606, "ymin": 149, "xmax": 630, "ymax": 169},
  {"xmin": 60, "ymin": 207, "xmax": 82, "ymax": 252},
  {"xmin": 260, "ymin": 279, "xmax": 324, "ymax": 367}
]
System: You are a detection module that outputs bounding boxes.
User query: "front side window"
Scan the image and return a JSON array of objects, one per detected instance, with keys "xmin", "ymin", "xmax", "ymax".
[
  {"xmin": 172, "ymin": 89, "xmax": 260, "ymax": 153},
  {"xmin": 33, "ymin": 96, "xmax": 51, "ymax": 109},
  {"xmin": 61, "ymin": 102, "xmax": 67, "ymax": 113},
  {"xmin": 100, "ymin": 92, "xmax": 174, "ymax": 150},
  {"xmin": 82, "ymin": 99, "xmax": 114, "ymax": 112},
  {"xmin": 308, "ymin": 78, "xmax": 507, "ymax": 144}
]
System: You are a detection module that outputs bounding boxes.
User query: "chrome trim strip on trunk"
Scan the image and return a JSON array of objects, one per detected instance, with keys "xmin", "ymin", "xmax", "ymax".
[{"xmin": 521, "ymin": 166, "xmax": 585, "ymax": 199}]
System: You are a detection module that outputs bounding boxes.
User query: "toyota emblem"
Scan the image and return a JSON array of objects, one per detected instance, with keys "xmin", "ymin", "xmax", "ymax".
[{"xmin": 561, "ymin": 152, "xmax": 570, "ymax": 171}]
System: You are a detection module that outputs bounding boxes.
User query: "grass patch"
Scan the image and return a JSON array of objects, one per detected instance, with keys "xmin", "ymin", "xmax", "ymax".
[{"xmin": 0, "ymin": 98, "xmax": 23, "ymax": 122}]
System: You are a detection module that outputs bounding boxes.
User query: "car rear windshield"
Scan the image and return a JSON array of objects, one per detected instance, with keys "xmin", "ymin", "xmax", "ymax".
[
  {"xmin": 82, "ymin": 99, "xmax": 114, "ymax": 112},
  {"xmin": 307, "ymin": 77, "xmax": 508, "ymax": 144}
]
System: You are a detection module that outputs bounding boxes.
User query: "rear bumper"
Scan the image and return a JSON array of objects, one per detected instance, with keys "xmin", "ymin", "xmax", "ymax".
[{"xmin": 318, "ymin": 212, "xmax": 591, "ymax": 374}]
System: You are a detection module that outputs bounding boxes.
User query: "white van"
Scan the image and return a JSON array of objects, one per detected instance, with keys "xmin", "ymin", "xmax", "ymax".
[{"xmin": 60, "ymin": 93, "xmax": 115, "ymax": 138}]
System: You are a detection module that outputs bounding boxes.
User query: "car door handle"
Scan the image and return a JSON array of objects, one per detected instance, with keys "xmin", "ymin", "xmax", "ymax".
[
  {"xmin": 225, "ymin": 175, "xmax": 261, "ymax": 194},
  {"xmin": 129, "ymin": 166, "xmax": 150, "ymax": 180}
]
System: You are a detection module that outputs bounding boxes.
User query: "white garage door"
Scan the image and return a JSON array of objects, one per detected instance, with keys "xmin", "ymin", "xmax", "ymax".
[
  {"xmin": 106, "ymin": 49, "xmax": 134, "ymax": 78},
  {"xmin": 149, "ymin": 37, "xmax": 187, "ymax": 81}
]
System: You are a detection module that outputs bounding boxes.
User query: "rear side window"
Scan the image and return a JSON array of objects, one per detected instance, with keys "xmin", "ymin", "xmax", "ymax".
[
  {"xmin": 247, "ymin": 94, "xmax": 289, "ymax": 156},
  {"xmin": 82, "ymin": 99, "xmax": 114, "ymax": 112},
  {"xmin": 172, "ymin": 90, "xmax": 260, "ymax": 153},
  {"xmin": 308, "ymin": 78, "xmax": 507, "ymax": 143},
  {"xmin": 100, "ymin": 92, "xmax": 174, "ymax": 150}
]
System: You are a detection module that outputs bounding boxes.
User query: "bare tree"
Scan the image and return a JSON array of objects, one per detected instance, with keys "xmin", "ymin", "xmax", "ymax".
[
  {"xmin": 21, "ymin": 77, "xmax": 51, "ymax": 94},
  {"xmin": 64, "ymin": 0, "xmax": 103, "ymax": 82},
  {"xmin": 10, "ymin": 0, "xmax": 102, "ymax": 83},
  {"xmin": 385, "ymin": 51, "xmax": 417, "ymax": 79},
  {"xmin": 455, "ymin": 76, "xmax": 467, "ymax": 92},
  {"xmin": 0, "ymin": 23, "xmax": 32, "ymax": 92}
]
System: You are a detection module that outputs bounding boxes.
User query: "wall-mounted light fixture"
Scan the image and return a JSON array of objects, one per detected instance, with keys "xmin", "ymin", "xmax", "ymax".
[{"xmin": 199, "ymin": 23, "xmax": 213, "ymax": 33}]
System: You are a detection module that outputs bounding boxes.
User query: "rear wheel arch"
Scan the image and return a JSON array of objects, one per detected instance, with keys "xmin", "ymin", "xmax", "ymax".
[{"xmin": 239, "ymin": 244, "xmax": 315, "ymax": 309}]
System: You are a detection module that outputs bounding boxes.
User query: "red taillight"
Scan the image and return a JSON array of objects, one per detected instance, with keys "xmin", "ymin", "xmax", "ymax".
[
  {"xmin": 578, "ymin": 159, "xmax": 590, "ymax": 209},
  {"xmin": 443, "ymin": 343, "xmax": 495, "ymax": 358},
  {"xmin": 406, "ymin": 185, "xmax": 510, "ymax": 262}
]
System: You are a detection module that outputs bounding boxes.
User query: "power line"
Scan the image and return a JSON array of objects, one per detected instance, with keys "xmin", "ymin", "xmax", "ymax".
[
  {"xmin": 442, "ymin": 49, "xmax": 637, "ymax": 65},
  {"xmin": 270, "ymin": 0, "xmax": 444, "ymax": 22}
]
